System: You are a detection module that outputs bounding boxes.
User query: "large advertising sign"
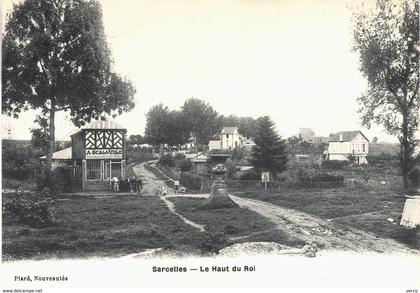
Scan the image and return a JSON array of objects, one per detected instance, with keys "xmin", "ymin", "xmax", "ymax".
[{"xmin": 85, "ymin": 149, "xmax": 122, "ymax": 159}]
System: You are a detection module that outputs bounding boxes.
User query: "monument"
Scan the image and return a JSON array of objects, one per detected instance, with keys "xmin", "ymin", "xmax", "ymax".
[{"xmin": 200, "ymin": 163, "xmax": 238, "ymax": 210}]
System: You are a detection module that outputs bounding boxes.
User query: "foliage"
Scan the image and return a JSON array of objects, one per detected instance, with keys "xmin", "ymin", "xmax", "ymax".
[
  {"xmin": 2, "ymin": 0, "xmax": 136, "ymax": 174},
  {"xmin": 2, "ymin": 140, "xmax": 43, "ymax": 181},
  {"xmin": 181, "ymin": 98, "xmax": 221, "ymax": 145},
  {"xmin": 4, "ymin": 188, "xmax": 56, "ymax": 228},
  {"xmin": 144, "ymin": 104, "xmax": 189, "ymax": 147},
  {"xmin": 158, "ymin": 154, "xmax": 175, "ymax": 167},
  {"xmin": 219, "ymin": 115, "xmax": 261, "ymax": 138},
  {"xmin": 37, "ymin": 167, "xmax": 72, "ymax": 194},
  {"xmin": 178, "ymin": 159, "xmax": 193, "ymax": 172},
  {"xmin": 352, "ymin": 0, "xmax": 419, "ymax": 189},
  {"xmin": 297, "ymin": 168, "xmax": 344, "ymax": 186},
  {"xmin": 408, "ymin": 168, "xmax": 420, "ymax": 186},
  {"xmin": 126, "ymin": 151, "xmax": 155, "ymax": 164},
  {"xmin": 251, "ymin": 116, "xmax": 288, "ymax": 175},
  {"xmin": 180, "ymin": 172, "xmax": 202, "ymax": 190},
  {"xmin": 321, "ymin": 160, "xmax": 349, "ymax": 170},
  {"xmin": 239, "ymin": 169, "xmax": 260, "ymax": 180},
  {"xmin": 200, "ymin": 230, "xmax": 228, "ymax": 255},
  {"xmin": 225, "ymin": 158, "xmax": 237, "ymax": 179}
]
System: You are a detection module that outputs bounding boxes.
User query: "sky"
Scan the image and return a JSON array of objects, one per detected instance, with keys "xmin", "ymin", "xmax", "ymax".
[{"xmin": 0, "ymin": 0, "xmax": 405, "ymax": 142}]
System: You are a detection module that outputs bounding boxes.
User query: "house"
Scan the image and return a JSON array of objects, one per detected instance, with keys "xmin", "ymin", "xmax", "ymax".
[
  {"xmin": 40, "ymin": 119, "xmax": 127, "ymax": 191},
  {"xmin": 40, "ymin": 147, "xmax": 72, "ymax": 170},
  {"xmin": 220, "ymin": 127, "xmax": 245, "ymax": 150},
  {"xmin": 299, "ymin": 128, "xmax": 315, "ymax": 143},
  {"xmin": 181, "ymin": 136, "xmax": 195, "ymax": 150},
  {"xmin": 208, "ymin": 139, "xmax": 222, "ymax": 151},
  {"xmin": 326, "ymin": 131, "xmax": 369, "ymax": 164}
]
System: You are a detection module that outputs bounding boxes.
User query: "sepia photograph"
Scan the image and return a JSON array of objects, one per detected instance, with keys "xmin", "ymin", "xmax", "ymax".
[{"xmin": 1, "ymin": 0, "xmax": 419, "ymax": 290}]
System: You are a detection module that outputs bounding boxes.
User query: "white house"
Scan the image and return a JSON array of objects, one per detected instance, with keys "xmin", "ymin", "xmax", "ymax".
[
  {"xmin": 221, "ymin": 127, "xmax": 245, "ymax": 150},
  {"xmin": 327, "ymin": 131, "xmax": 369, "ymax": 164}
]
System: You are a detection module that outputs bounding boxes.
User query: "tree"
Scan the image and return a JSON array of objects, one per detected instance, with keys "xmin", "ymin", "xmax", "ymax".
[
  {"xmin": 144, "ymin": 104, "xmax": 171, "ymax": 147},
  {"xmin": 2, "ymin": 0, "xmax": 136, "ymax": 176},
  {"xmin": 30, "ymin": 115, "xmax": 50, "ymax": 152},
  {"xmin": 353, "ymin": 0, "xmax": 419, "ymax": 189},
  {"xmin": 144, "ymin": 104, "xmax": 189, "ymax": 148},
  {"xmin": 181, "ymin": 98, "xmax": 221, "ymax": 146},
  {"xmin": 251, "ymin": 116, "xmax": 288, "ymax": 176}
]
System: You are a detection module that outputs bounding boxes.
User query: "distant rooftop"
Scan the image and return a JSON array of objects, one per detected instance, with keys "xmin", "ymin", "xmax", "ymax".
[
  {"xmin": 82, "ymin": 119, "xmax": 125, "ymax": 130},
  {"xmin": 221, "ymin": 127, "xmax": 238, "ymax": 134},
  {"xmin": 329, "ymin": 131, "xmax": 369, "ymax": 142},
  {"xmin": 40, "ymin": 147, "xmax": 72, "ymax": 160}
]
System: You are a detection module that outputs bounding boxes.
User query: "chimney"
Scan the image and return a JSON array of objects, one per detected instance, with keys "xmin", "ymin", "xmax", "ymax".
[{"xmin": 340, "ymin": 134, "xmax": 343, "ymax": 142}]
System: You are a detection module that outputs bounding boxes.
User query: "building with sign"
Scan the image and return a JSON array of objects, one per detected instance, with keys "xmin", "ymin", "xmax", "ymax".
[{"xmin": 41, "ymin": 119, "xmax": 127, "ymax": 191}]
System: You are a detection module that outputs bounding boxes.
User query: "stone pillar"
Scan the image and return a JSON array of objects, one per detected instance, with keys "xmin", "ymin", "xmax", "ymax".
[
  {"xmin": 400, "ymin": 198, "xmax": 420, "ymax": 228},
  {"xmin": 82, "ymin": 159, "xmax": 87, "ymax": 190}
]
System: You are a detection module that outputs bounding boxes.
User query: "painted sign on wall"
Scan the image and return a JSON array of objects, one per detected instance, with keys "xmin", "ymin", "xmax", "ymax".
[{"xmin": 85, "ymin": 149, "xmax": 122, "ymax": 159}]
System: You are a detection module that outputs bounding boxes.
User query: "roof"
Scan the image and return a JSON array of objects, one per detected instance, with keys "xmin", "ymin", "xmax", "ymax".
[
  {"xmin": 190, "ymin": 153, "xmax": 209, "ymax": 163},
  {"xmin": 329, "ymin": 131, "xmax": 369, "ymax": 142},
  {"xmin": 82, "ymin": 119, "xmax": 125, "ymax": 130},
  {"xmin": 40, "ymin": 147, "xmax": 72, "ymax": 160},
  {"xmin": 221, "ymin": 127, "xmax": 238, "ymax": 134}
]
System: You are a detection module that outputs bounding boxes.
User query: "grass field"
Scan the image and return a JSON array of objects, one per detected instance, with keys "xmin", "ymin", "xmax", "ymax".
[
  {"xmin": 167, "ymin": 197, "xmax": 306, "ymax": 248},
  {"xmin": 233, "ymin": 189, "xmax": 420, "ymax": 249},
  {"xmin": 2, "ymin": 195, "xmax": 204, "ymax": 260}
]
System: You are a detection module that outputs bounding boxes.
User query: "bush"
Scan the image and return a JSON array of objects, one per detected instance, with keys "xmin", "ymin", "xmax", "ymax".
[
  {"xmin": 178, "ymin": 159, "xmax": 193, "ymax": 172},
  {"xmin": 37, "ymin": 167, "xmax": 72, "ymax": 194},
  {"xmin": 409, "ymin": 168, "xmax": 420, "ymax": 187},
  {"xmin": 321, "ymin": 160, "xmax": 349, "ymax": 170},
  {"xmin": 158, "ymin": 154, "xmax": 175, "ymax": 167},
  {"xmin": 4, "ymin": 187, "xmax": 56, "ymax": 228},
  {"xmin": 297, "ymin": 168, "xmax": 344, "ymax": 183},
  {"xmin": 239, "ymin": 169, "xmax": 260, "ymax": 180},
  {"xmin": 180, "ymin": 172, "xmax": 202, "ymax": 190},
  {"xmin": 200, "ymin": 230, "xmax": 228, "ymax": 255}
]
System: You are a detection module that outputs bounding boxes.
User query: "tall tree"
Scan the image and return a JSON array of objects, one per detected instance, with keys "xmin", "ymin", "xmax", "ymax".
[
  {"xmin": 144, "ymin": 104, "xmax": 171, "ymax": 147},
  {"xmin": 181, "ymin": 98, "xmax": 221, "ymax": 146},
  {"xmin": 353, "ymin": 0, "xmax": 419, "ymax": 189},
  {"xmin": 2, "ymin": 0, "xmax": 136, "ymax": 175},
  {"xmin": 251, "ymin": 116, "xmax": 288, "ymax": 176}
]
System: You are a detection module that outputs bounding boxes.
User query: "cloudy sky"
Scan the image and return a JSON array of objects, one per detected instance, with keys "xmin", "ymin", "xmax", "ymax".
[{"xmin": 1, "ymin": 0, "xmax": 401, "ymax": 142}]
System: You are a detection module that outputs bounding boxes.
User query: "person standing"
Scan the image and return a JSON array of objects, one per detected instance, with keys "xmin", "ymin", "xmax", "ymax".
[{"xmin": 174, "ymin": 180, "xmax": 180, "ymax": 194}]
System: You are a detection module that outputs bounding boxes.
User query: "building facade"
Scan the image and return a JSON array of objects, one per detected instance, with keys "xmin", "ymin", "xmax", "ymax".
[
  {"xmin": 327, "ymin": 131, "xmax": 369, "ymax": 164},
  {"xmin": 42, "ymin": 119, "xmax": 127, "ymax": 191}
]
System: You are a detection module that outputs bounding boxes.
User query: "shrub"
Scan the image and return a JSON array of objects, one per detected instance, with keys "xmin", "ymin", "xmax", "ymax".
[
  {"xmin": 200, "ymin": 230, "xmax": 228, "ymax": 255},
  {"xmin": 239, "ymin": 169, "xmax": 260, "ymax": 180},
  {"xmin": 180, "ymin": 172, "xmax": 202, "ymax": 190},
  {"xmin": 178, "ymin": 159, "xmax": 193, "ymax": 172},
  {"xmin": 158, "ymin": 154, "xmax": 175, "ymax": 167},
  {"xmin": 225, "ymin": 158, "xmax": 237, "ymax": 179},
  {"xmin": 321, "ymin": 160, "xmax": 349, "ymax": 170},
  {"xmin": 297, "ymin": 168, "xmax": 344, "ymax": 183},
  {"xmin": 36, "ymin": 167, "xmax": 72, "ymax": 194},
  {"xmin": 409, "ymin": 168, "xmax": 420, "ymax": 187},
  {"xmin": 4, "ymin": 188, "xmax": 56, "ymax": 228}
]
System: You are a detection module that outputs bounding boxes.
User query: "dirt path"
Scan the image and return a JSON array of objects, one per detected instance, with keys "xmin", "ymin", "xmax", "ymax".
[
  {"xmin": 132, "ymin": 162, "xmax": 205, "ymax": 231},
  {"xmin": 134, "ymin": 162, "xmax": 418, "ymax": 254},
  {"xmin": 230, "ymin": 195, "xmax": 418, "ymax": 254}
]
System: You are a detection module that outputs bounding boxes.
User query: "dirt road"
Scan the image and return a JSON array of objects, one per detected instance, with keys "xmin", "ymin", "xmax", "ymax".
[
  {"xmin": 230, "ymin": 195, "xmax": 418, "ymax": 254},
  {"xmin": 134, "ymin": 162, "xmax": 418, "ymax": 254}
]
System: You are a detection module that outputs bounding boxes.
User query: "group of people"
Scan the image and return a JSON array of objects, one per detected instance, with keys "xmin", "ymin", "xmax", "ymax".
[
  {"xmin": 111, "ymin": 176, "xmax": 142, "ymax": 193},
  {"xmin": 155, "ymin": 180, "xmax": 185, "ymax": 196}
]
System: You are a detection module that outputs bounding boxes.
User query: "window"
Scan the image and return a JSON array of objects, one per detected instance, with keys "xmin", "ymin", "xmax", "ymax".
[
  {"xmin": 86, "ymin": 160, "xmax": 101, "ymax": 180},
  {"xmin": 362, "ymin": 144, "xmax": 365, "ymax": 152},
  {"xmin": 226, "ymin": 134, "xmax": 229, "ymax": 138},
  {"xmin": 111, "ymin": 161, "xmax": 122, "ymax": 178}
]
